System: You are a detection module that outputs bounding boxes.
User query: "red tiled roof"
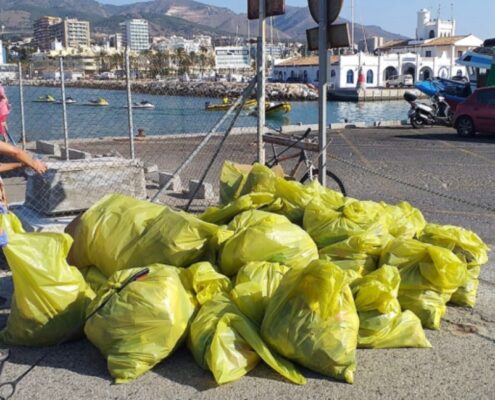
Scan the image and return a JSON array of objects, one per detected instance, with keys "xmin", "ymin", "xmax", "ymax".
[{"xmin": 276, "ymin": 55, "xmax": 339, "ymax": 66}]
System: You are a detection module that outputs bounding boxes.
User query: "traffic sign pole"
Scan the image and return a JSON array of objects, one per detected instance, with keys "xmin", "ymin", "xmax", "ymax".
[{"xmin": 318, "ymin": 0, "xmax": 328, "ymax": 186}]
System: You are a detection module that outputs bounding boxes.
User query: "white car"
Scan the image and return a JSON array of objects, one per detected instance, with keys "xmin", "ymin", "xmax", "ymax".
[{"xmin": 385, "ymin": 74, "xmax": 414, "ymax": 88}]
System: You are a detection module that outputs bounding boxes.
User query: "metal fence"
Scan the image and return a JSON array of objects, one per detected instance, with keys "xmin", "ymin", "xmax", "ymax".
[{"xmin": 3, "ymin": 55, "xmax": 276, "ymax": 225}]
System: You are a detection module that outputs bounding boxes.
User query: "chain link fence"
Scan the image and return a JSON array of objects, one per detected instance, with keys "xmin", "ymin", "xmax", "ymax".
[{"xmin": 2, "ymin": 56, "xmax": 268, "ymax": 227}]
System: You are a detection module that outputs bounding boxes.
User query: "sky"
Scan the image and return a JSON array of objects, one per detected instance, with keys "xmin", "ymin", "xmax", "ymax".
[{"xmin": 101, "ymin": 0, "xmax": 494, "ymax": 40}]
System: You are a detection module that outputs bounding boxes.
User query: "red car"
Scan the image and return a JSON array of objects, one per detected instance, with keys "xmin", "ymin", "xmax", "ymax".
[{"xmin": 453, "ymin": 87, "xmax": 495, "ymax": 136}]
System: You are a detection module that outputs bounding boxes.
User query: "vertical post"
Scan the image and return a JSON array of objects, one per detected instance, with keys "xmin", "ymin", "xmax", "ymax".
[
  {"xmin": 256, "ymin": 0, "xmax": 266, "ymax": 164},
  {"xmin": 18, "ymin": 62, "xmax": 26, "ymax": 149},
  {"xmin": 351, "ymin": 0, "xmax": 355, "ymax": 52},
  {"xmin": 125, "ymin": 47, "xmax": 135, "ymax": 160},
  {"xmin": 318, "ymin": 0, "xmax": 328, "ymax": 186},
  {"xmin": 59, "ymin": 57, "xmax": 69, "ymax": 160}
]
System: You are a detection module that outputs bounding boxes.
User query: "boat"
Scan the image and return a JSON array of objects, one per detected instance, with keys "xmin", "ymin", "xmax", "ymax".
[
  {"xmin": 415, "ymin": 39, "xmax": 495, "ymax": 110},
  {"xmin": 87, "ymin": 98, "xmax": 109, "ymax": 106},
  {"xmin": 55, "ymin": 96, "xmax": 77, "ymax": 105},
  {"xmin": 132, "ymin": 100, "xmax": 155, "ymax": 109},
  {"xmin": 266, "ymin": 102, "xmax": 291, "ymax": 118},
  {"xmin": 205, "ymin": 98, "xmax": 257, "ymax": 111},
  {"xmin": 33, "ymin": 95, "xmax": 56, "ymax": 103}
]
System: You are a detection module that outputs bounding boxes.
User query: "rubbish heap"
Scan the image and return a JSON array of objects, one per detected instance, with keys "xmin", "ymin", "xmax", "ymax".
[{"xmin": 0, "ymin": 161, "xmax": 490, "ymax": 385}]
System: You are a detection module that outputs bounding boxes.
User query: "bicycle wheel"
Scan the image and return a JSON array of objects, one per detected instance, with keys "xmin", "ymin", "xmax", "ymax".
[{"xmin": 300, "ymin": 169, "xmax": 347, "ymax": 196}]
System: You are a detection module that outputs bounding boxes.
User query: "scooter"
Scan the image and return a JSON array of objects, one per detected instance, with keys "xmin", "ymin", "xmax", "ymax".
[{"xmin": 404, "ymin": 92, "xmax": 453, "ymax": 128}]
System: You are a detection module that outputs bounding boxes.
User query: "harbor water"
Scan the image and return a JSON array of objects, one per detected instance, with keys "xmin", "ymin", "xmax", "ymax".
[{"xmin": 4, "ymin": 86, "xmax": 410, "ymax": 141}]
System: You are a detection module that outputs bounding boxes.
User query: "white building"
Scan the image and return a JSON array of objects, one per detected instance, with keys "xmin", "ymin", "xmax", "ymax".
[
  {"xmin": 272, "ymin": 9, "xmax": 483, "ymax": 89},
  {"xmin": 416, "ymin": 8, "xmax": 455, "ymax": 40},
  {"xmin": 120, "ymin": 19, "xmax": 150, "ymax": 52},
  {"xmin": 215, "ymin": 46, "xmax": 251, "ymax": 71},
  {"xmin": 0, "ymin": 40, "xmax": 4, "ymax": 64}
]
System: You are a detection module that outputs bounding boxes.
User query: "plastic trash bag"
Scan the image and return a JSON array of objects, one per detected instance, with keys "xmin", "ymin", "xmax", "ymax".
[
  {"xmin": 219, "ymin": 161, "xmax": 250, "ymax": 205},
  {"xmin": 80, "ymin": 266, "xmax": 108, "ymax": 293},
  {"xmin": 181, "ymin": 262, "xmax": 232, "ymax": 305},
  {"xmin": 261, "ymin": 260, "xmax": 359, "ymax": 384},
  {"xmin": 419, "ymin": 223, "xmax": 489, "ymax": 307},
  {"xmin": 0, "ymin": 211, "xmax": 24, "ymax": 235},
  {"xmin": 303, "ymin": 199, "xmax": 389, "ymax": 251},
  {"xmin": 201, "ymin": 193, "xmax": 275, "ymax": 225},
  {"xmin": 318, "ymin": 228, "xmax": 383, "ymax": 277},
  {"xmin": 188, "ymin": 293, "xmax": 306, "ymax": 385},
  {"xmin": 380, "ymin": 201, "xmax": 426, "ymax": 239},
  {"xmin": 0, "ymin": 232, "xmax": 95, "ymax": 346},
  {"xmin": 231, "ymin": 262, "xmax": 290, "ymax": 324},
  {"xmin": 85, "ymin": 265, "xmax": 196, "ymax": 383},
  {"xmin": 70, "ymin": 194, "xmax": 228, "ymax": 277},
  {"xmin": 219, "ymin": 210, "xmax": 318, "ymax": 276},
  {"xmin": 351, "ymin": 265, "xmax": 431, "ymax": 349},
  {"xmin": 380, "ymin": 239, "xmax": 467, "ymax": 330}
]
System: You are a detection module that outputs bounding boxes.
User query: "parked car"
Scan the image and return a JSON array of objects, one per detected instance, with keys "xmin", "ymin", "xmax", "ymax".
[
  {"xmin": 385, "ymin": 74, "xmax": 414, "ymax": 88},
  {"xmin": 453, "ymin": 87, "xmax": 495, "ymax": 136}
]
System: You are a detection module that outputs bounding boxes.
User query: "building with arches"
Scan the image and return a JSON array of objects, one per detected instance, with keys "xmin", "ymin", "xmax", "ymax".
[{"xmin": 272, "ymin": 9, "xmax": 482, "ymax": 90}]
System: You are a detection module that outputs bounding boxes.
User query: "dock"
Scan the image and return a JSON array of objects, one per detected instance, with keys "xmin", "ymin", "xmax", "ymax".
[{"xmin": 329, "ymin": 88, "xmax": 428, "ymax": 102}]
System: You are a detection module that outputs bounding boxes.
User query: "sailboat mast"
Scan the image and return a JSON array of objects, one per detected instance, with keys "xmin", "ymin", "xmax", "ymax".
[{"xmin": 351, "ymin": 0, "xmax": 355, "ymax": 52}]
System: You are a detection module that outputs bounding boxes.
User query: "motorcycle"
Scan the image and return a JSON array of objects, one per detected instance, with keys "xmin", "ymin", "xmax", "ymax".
[{"xmin": 404, "ymin": 92, "xmax": 453, "ymax": 128}]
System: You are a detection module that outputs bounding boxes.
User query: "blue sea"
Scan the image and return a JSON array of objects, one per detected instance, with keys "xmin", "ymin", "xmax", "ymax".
[{"xmin": 4, "ymin": 86, "xmax": 410, "ymax": 141}]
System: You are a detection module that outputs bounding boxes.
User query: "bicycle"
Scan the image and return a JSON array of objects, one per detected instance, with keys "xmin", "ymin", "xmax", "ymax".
[{"xmin": 264, "ymin": 127, "xmax": 347, "ymax": 196}]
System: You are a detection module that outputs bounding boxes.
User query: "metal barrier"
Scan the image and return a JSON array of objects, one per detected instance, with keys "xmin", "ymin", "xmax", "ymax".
[{"xmin": 3, "ymin": 55, "xmax": 261, "ymax": 224}]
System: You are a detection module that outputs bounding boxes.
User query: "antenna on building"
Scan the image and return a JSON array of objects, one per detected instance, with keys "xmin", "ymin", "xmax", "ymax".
[
  {"xmin": 451, "ymin": 2, "xmax": 454, "ymax": 21},
  {"xmin": 437, "ymin": 3, "xmax": 441, "ymax": 20}
]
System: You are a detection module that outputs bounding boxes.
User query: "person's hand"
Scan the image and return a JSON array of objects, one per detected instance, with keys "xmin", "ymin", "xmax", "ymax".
[{"xmin": 30, "ymin": 159, "xmax": 48, "ymax": 175}]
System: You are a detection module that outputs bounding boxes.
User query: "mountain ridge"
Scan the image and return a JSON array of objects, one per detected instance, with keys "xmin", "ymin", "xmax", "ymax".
[{"xmin": 0, "ymin": 0, "xmax": 408, "ymax": 42}]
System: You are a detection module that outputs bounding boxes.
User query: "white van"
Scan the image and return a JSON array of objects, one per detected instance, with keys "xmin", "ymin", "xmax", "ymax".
[{"xmin": 385, "ymin": 74, "xmax": 414, "ymax": 88}]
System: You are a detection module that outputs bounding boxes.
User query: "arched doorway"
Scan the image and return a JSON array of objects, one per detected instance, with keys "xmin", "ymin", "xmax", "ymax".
[
  {"xmin": 384, "ymin": 66, "xmax": 398, "ymax": 83},
  {"xmin": 429, "ymin": 30, "xmax": 435, "ymax": 39},
  {"xmin": 402, "ymin": 63, "xmax": 416, "ymax": 82},
  {"xmin": 366, "ymin": 69, "xmax": 374, "ymax": 84},
  {"xmin": 419, "ymin": 67, "xmax": 433, "ymax": 81},
  {"xmin": 438, "ymin": 67, "xmax": 449, "ymax": 79}
]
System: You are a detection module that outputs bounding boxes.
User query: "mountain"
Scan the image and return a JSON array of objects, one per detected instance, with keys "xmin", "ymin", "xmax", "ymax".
[{"xmin": 0, "ymin": 0, "xmax": 407, "ymax": 42}]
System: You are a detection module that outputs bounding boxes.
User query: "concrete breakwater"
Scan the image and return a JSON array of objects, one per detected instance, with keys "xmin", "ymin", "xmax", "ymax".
[{"xmin": 20, "ymin": 79, "xmax": 319, "ymax": 101}]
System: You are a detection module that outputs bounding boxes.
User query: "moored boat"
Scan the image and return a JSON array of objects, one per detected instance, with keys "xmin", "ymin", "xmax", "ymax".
[
  {"xmin": 87, "ymin": 97, "xmax": 109, "ymax": 106},
  {"xmin": 33, "ymin": 95, "xmax": 56, "ymax": 103},
  {"xmin": 205, "ymin": 98, "xmax": 257, "ymax": 111},
  {"xmin": 56, "ymin": 96, "xmax": 77, "ymax": 105},
  {"xmin": 132, "ymin": 100, "xmax": 155, "ymax": 109},
  {"xmin": 266, "ymin": 102, "xmax": 291, "ymax": 118}
]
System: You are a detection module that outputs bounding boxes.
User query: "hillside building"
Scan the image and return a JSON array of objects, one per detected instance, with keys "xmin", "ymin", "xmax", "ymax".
[
  {"xmin": 50, "ymin": 19, "xmax": 91, "ymax": 49},
  {"xmin": 120, "ymin": 19, "xmax": 150, "ymax": 52},
  {"xmin": 34, "ymin": 17, "xmax": 90, "ymax": 50},
  {"xmin": 215, "ymin": 46, "xmax": 251, "ymax": 71},
  {"xmin": 34, "ymin": 16, "xmax": 62, "ymax": 51}
]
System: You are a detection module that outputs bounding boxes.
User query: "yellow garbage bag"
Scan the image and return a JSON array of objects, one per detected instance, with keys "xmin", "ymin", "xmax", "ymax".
[
  {"xmin": 0, "ymin": 211, "xmax": 25, "ymax": 235},
  {"xmin": 188, "ymin": 293, "xmax": 306, "ymax": 385},
  {"xmin": 219, "ymin": 210, "xmax": 318, "ymax": 276},
  {"xmin": 318, "ymin": 228, "xmax": 383, "ymax": 276},
  {"xmin": 80, "ymin": 266, "xmax": 108, "ymax": 293},
  {"xmin": 70, "ymin": 194, "xmax": 228, "ymax": 277},
  {"xmin": 201, "ymin": 193, "xmax": 275, "ymax": 225},
  {"xmin": 0, "ymin": 232, "xmax": 95, "ymax": 346},
  {"xmin": 261, "ymin": 260, "xmax": 359, "ymax": 384},
  {"xmin": 419, "ymin": 223, "xmax": 489, "ymax": 307},
  {"xmin": 181, "ymin": 262, "xmax": 232, "ymax": 305},
  {"xmin": 84, "ymin": 265, "xmax": 196, "ymax": 383},
  {"xmin": 219, "ymin": 161, "xmax": 250, "ymax": 205},
  {"xmin": 303, "ymin": 199, "xmax": 389, "ymax": 251},
  {"xmin": 231, "ymin": 262, "xmax": 290, "ymax": 324},
  {"xmin": 380, "ymin": 201, "xmax": 426, "ymax": 239},
  {"xmin": 380, "ymin": 239, "xmax": 467, "ymax": 329},
  {"xmin": 351, "ymin": 265, "xmax": 431, "ymax": 348}
]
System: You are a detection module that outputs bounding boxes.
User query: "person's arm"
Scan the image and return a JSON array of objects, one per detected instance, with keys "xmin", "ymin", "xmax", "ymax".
[
  {"xmin": 0, "ymin": 162, "xmax": 23, "ymax": 173},
  {"xmin": 0, "ymin": 142, "xmax": 47, "ymax": 175}
]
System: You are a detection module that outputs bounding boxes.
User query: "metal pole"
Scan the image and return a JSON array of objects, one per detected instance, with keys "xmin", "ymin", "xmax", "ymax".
[
  {"xmin": 59, "ymin": 57, "xmax": 69, "ymax": 160},
  {"xmin": 125, "ymin": 47, "xmax": 135, "ymax": 160},
  {"xmin": 256, "ymin": 0, "xmax": 266, "ymax": 164},
  {"xmin": 18, "ymin": 62, "xmax": 26, "ymax": 149},
  {"xmin": 318, "ymin": 0, "xmax": 328, "ymax": 186}
]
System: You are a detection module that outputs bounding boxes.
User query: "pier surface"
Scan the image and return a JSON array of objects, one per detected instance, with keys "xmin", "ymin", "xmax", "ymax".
[{"xmin": 1, "ymin": 125, "xmax": 494, "ymax": 399}]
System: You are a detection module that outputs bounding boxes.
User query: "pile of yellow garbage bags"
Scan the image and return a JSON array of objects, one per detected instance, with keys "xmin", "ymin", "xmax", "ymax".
[{"xmin": 0, "ymin": 161, "xmax": 489, "ymax": 386}]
